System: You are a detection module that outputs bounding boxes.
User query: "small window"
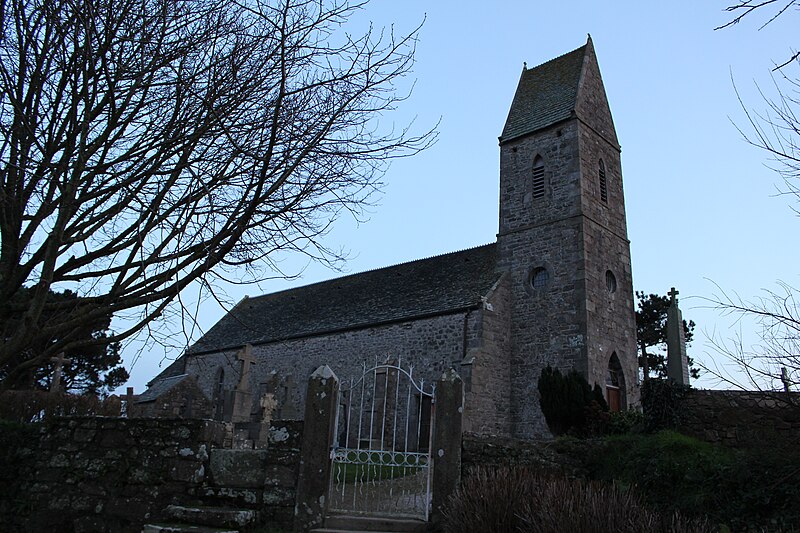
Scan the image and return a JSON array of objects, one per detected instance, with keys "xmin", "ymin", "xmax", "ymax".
[
  {"xmin": 599, "ymin": 159, "xmax": 608, "ymax": 203},
  {"xmin": 532, "ymin": 156, "xmax": 545, "ymax": 199},
  {"xmin": 531, "ymin": 267, "xmax": 549, "ymax": 289},
  {"xmin": 606, "ymin": 270, "xmax": 617, "ymax": 293}
]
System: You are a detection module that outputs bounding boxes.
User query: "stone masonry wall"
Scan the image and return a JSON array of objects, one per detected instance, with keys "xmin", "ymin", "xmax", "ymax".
[
  {"xmin": 462, "ymin": 275, "xmax": 513, "ymax": 436},
  {"xmin": 678, "ymin": 389, "xmax": 800, "ymax": 448},
  {"xmin": 0, "ymin": 417, "xmax": 303, "ymax": 533},
  {"xmin": 498, "ymin": 119, "xmax": 587, "ymax": 439},
  {"xmin": 130, "ymin": 376, "xmax": 213, "ymax": 419},
  {"xmin": 461, "ymin": 433, "xmax": 587, "ymax": 479},
  {"xmin": 574, "ymin": 44, "xmax": 638, "ymax": 408},
  {"xmin": 186, "ymin": 312, "xmax": 475, "ymax": 424}
]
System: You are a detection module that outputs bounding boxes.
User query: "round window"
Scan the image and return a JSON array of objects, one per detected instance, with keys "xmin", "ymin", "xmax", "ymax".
[
  {"xmin": 606, "ymin": 270, "xmax": 617, "ymax": 293},
  {"xmin": 531, "ymin": 267, "xmax": 549, "ymax": 289}
]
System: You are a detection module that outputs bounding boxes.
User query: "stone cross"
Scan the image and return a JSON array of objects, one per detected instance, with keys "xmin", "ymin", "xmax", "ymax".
[
  {"xmin": 668, "ymin": 287, "xmax": 679, "ymax": 305},
  {"xmin": 230, "ymin": 344, "xmax": 257, "ymax": 423},
  {"xmin": 50, "ymin": 352, "xmax": 72, "ymax": 393},
  {"xmin": 235, "ymin": 344, "xmax": 256, "ymax": 392},
  {"xmin": 666, "ymin": 287, "xmax": 690, "ymax": 385}
]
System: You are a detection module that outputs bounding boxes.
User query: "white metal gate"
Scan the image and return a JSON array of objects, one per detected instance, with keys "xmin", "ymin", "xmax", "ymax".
[{"xmin": 327, "ymin": 358, "xmax": 435, "ymax": 519}]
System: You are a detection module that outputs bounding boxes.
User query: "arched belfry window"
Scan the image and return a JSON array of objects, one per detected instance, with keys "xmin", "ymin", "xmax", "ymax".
[
  {"xmin": 532, "ymin": 156, "xmax": 545, "ymax": 199},
  {"xmin": 599, "ymin": 159, "xmax": 608, "ymax": 203}
]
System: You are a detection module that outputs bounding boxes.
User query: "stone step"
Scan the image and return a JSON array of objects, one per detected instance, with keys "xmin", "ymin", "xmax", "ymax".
[
  {"xmin": 142, "ymin": 523, "xmax": 239, "ymax": 533},
  {"xmin": 320, "ymin": 514, "xmax": 428, "ymax": 532},
  {"xmin": 311, "ymin": 529, "xmax": 396, "ymax": 533},
  {"xmin": 164, "ymin": 505, "xmax": 258, "ymax": 529}
]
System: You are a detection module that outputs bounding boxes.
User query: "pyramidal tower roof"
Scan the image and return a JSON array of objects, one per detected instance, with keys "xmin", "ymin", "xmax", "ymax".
[{"xmin": 500, "ymin": 37, "xmax": 593, "ymax": 143}]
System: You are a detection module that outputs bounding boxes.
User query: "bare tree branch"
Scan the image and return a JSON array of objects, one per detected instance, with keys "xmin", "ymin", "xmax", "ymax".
[{"xmin": 0, "ymin": 0, "xmax": 436, "ymax": 389}]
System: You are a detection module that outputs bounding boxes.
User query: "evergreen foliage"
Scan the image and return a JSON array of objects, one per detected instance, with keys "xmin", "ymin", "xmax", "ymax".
[
  {"xmin": 640, "ymin": 378, "xmax": 690, "ymax": 432},
  {"xmin": 0, "ymin": 288, "xmax": 128, "ymax": 395},
  {"xmin": 538, "ymin": 366, "xmax": 608, "ymax": 435},
  {"xmin": 635, "ymin": 291, "xmax": 698, "ymax": 379},
  {"xmin": 589, "ymin": 430, "xmax": 800, "ymax": 532}
]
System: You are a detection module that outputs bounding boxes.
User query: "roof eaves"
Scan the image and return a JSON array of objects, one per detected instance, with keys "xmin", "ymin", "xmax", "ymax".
[{"xmin": 187, "ymin": 302, "xmax": 486, "ymax": 357}]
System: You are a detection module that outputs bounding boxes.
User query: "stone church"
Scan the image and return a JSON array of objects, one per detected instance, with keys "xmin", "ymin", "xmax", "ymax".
[{"xmin": 140, "ymin": 36, "xmax": 638, "ymax": 439}]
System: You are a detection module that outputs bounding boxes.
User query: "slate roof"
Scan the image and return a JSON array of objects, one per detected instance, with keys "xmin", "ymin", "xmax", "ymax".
[
  {"xmin": 188, "ymin": 244, "xmax": 500, "ymax": 355},
  {"xmin": 135, "ymin": 373, "xmax": 190, "ymax": 403},
  {"xmin": 146, "ymin": 356, "xmax": 186, "ymax": 388},
  {"xmin": 499, "ymin": 42, "xmax": 587, "ymax": 143}
]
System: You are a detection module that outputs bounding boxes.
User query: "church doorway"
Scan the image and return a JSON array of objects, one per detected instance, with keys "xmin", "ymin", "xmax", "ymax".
[{"xmin": 606, "ymin": 352, "xmax": 625, "ymax": 412}]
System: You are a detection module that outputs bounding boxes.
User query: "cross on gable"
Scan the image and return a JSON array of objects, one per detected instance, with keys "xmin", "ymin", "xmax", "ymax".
[{"xmin": 668, "ymin": 287, "xmax": 679, "ymax": 305}]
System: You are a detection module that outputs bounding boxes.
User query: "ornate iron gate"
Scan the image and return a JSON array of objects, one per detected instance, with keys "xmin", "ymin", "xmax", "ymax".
[{"xmin": 327, "ymin": 358, "xmax": 435, "ymax": 519}]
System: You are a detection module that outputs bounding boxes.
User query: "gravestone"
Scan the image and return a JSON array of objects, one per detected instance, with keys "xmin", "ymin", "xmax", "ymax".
[{"xmin": 666, "ymin": 288, "xmax": 690, "ymax": 385}]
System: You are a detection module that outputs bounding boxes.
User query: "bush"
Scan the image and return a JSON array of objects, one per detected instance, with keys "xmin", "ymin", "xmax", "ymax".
[
  {"xmin": 606, "ymin": 408, "xmax": 645, "ymax": 435},
  {"xmin": 640, "ymin": 378, "xmax": 689, "ymax": 432},
  {"xmin": 442, "ymin": 466, "xmax": 711, "ymax": 533},
  {"xmin": 538, "ymin": 366, "xmax": 608, "ymax": 436},
  {"xmin": 587, "ymin": 430, "xmax": 800, "ymax": 531}
]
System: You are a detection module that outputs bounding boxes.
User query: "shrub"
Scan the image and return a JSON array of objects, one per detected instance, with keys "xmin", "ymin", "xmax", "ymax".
[
  {"xmin": 587, "ymin": 430, "xmax": 800, "ymax": 531},
  {"xmin": 442, "ymin": 466, "xmax": 711, "ymax": 533},
  {"xmin": 606, "ymin": 408, "xmax": 645, "ymax": 435},
  {"xmin": 538, "ymin": 366, "xmax": 608, "ymax": 436},
  {"xmin": 640, "ymin": 378, "xmax": 689, "ymax": 432}
]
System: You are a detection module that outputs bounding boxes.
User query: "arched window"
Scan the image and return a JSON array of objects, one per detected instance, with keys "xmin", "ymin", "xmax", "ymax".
[
  {"xmin": 532, "ymin": 156, "xmax": 545, "ymax": 199},
  {"xmin": 599, "ymin": 159, "xmax": 608, "ymax": 203}
]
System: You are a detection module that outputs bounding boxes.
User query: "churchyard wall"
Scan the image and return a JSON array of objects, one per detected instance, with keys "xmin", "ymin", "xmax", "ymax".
[
  {"xmin": 0, "ymin": 417, "xmax": 302, "ymax": 533},
  {"xmin": 677, "ymin": 389, "xmax": 800, "ymax": 448}
]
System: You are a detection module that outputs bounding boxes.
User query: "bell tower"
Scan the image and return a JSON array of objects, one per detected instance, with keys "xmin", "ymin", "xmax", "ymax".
[{"xmin": 496, "ymin": 37, "xmax": 638, "ymax": 438}]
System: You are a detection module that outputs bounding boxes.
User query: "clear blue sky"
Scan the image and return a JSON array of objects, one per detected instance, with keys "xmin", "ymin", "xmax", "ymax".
[{"xmin": 122, "ymin": 1, "xmax": 799, "ymax": 392}]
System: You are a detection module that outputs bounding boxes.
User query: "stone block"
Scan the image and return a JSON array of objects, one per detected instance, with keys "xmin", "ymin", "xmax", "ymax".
[{"xmin": 209, "ymin": 449, "xmax": 268, "ymax": 488}]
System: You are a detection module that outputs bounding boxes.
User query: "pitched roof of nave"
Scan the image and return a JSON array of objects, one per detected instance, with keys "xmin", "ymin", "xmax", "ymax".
[
  {"xmin": 187, "ymin": 243, "xmax": 500, "ymax": 356},
  {"xmin": 499, "ymin": 38, "xmax": 589, "ymax": 143}
]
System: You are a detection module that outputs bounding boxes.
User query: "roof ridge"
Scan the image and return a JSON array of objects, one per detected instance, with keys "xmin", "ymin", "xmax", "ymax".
[
  {"xmin": 245, "ymin": 242, "xmax": 496, "ymax": 302},
  {"xmin": 524, "ymin": 42, "xmax": 586, "ymax": 73}
]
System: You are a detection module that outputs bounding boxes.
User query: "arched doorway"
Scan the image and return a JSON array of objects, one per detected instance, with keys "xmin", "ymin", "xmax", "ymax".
[{"xmin": 606, "ymin": 352, "xmax": 626, "ymax": 412}]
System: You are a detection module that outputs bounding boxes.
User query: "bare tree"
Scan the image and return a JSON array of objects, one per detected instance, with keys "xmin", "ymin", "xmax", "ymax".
[
  {"xmin": 699, "ymin": 3, "xmax": 800, "ymax": 392},
  {"xmin": 701, "ymin": 283, "xmax": 800, "ymax": 392},
  {"xmin": 0, "ymin": 0, "xmax": 434, "ymax": 389},
  {"xmin": 718, "ymin": 1, "xmax": 800, "ymax": 190}
]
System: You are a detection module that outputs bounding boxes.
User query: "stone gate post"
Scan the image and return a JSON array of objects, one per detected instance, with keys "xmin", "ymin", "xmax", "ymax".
[
  {"xmin": 431, "ymin": 368, "xmax": 464, "ymax": 525},
  {"xmin": 294, "ymin": 365, "xmax": 339, "ymax": 532}
]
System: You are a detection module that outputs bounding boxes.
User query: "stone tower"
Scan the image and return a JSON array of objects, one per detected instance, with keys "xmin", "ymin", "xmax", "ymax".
[{"xmin": 497, "ymin": 37, "xmax": 638, "ymax": 438}]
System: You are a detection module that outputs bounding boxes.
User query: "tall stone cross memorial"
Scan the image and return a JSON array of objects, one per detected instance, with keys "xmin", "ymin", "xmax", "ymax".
[
  {"xmin": 666, "ymin": 287, "xmax": 690, "ymax": 385},
  {"xmin": 50, "ymin": 352, "xmax": 72, "ymax": 393},
  {"xmin": 231, "ymin": 344, "xmax": 257, "ymax": 423}
]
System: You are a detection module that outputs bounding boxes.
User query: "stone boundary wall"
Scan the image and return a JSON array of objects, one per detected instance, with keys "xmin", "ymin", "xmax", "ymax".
[
  {"xmin": 460, "ymin": 433, "xmax": 588, "ymax": 478},
  {"xmin": 678, "ymin": 389, "xmax": 800, "ymax": 448},
  {"xmin": 0, "ymin": 416, "xmax": 303, "ymax": 533}
]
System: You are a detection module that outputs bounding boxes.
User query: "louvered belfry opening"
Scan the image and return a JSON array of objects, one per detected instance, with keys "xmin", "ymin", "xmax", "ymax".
[
  {"xmin": 599, "ymin": 159, "xmax": 608, "ymax": 203},
  {"xmin": 532, "ymin": 157, "xmax": 545, "ymax": 199}
]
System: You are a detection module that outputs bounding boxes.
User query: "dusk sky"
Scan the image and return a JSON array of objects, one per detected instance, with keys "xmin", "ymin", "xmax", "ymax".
[{"xmin": 123, "ymin": 1, "xmax": 799, "ymax": 393}]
